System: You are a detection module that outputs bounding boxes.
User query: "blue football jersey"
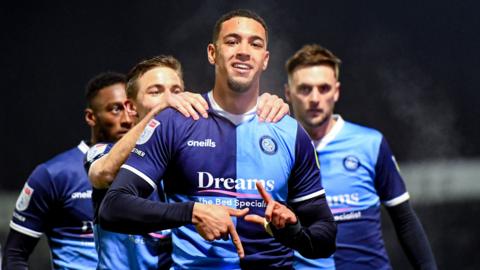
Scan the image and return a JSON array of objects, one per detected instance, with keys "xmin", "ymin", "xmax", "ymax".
[
  {"xmin": 10, "ymin": 141, "xmax": 97, "ymax": 270},
  {"xmin": 294, "ymin": 116, "xmax": 409, "ymax": 270},
  {"xmin": 85, "ymin": 142, "xmax": 172, "ymax": 270},
  {"xmin": 121, "ymin": 92, "xmax": 324, "ymax": 270}
]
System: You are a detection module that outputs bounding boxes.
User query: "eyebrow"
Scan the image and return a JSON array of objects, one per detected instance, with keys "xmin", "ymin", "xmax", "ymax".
[{"xmin": 223, "ymin": 33, "xmax": 265, "ymax": 43}]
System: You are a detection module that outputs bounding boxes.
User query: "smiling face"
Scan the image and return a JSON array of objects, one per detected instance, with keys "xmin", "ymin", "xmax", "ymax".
[
  {"xmin": 286, "ymin": 65, "xmax": 340, "ymax": 136},
  {"xmin": 208, "ymin": 16, "xmax": 270, "ymax": 94},
  {"xmin": 132, "ymin": 66, "xmax": 183, "ymax": 120}
]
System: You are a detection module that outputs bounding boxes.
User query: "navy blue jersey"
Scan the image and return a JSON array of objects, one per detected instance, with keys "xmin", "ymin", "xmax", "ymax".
[
  {"xmin": 10, "ymin": 141, "xmax": 97, "ymax": 269},
  {"xmin": 294, "ymin": 116, "xmax": 409, "ymax": 270},
  {"xmin": 121, "ymin": 92, "xmax": 324, "ymax": 269},
  {"xmin": 85, "ymin": 142, "xmax": 172, "ymax": 270}
]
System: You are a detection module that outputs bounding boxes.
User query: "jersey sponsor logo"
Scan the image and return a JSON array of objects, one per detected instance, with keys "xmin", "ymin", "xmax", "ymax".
[
  {"xmin": 132, "ymin": 147, "xmax": 146, "ymax": 157},
  {"xmin": 343, "ymin": 155, "xmax": 360, "ymax": 171},
  {"xmin": 197, "ymin": 171, "xmax": 275, "ymax": 192},
  {"xmin": 334, "ymin": 211, "xmax": 362, "ymax": 221},
  {"xmin": 187, "ymin": 139, "xmax": 216, "ymax": 148},
  {"xmin": 137, "ymin": 119, "xmax": 160, "ymax": 145},
  {"xmin": 16, "ymin": 183, "xmax": 34, "ymax": 211},
  {"xmin": 86, "ymin": 143, "xmax": 108, "ymax": 162},
  {"xmin": 259, "ymin": 135, "xmax": 277, "ymax": 155},
  {"xmin": 71, "ymin": 190, "xmax": 92, "ymax": 199},
  {"xmin": 327, "ymin": 192, "xmax": 360, "ymax": 206}
]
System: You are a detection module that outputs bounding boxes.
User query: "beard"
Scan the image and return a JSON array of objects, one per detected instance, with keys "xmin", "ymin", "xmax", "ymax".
[{"xmin": 227, "ymin": 77, "xmax": 252, "ymax": 93}]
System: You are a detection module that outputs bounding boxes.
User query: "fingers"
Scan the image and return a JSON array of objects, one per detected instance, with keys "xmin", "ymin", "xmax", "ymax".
[
  {"xmin": 255, "ymin": 182, "xmax": 272, "ymax": 204},
  {"xmin": 244, "ymin": 214, "xmax": 265, "ymax": 225},
  {"xmin": 257, "ymin": 93, "xmax": 271, "ymax": 121},
  {"xmin": 271, "ymin": 103, "xmax": 290, "ymax": 123},
  {"xmin": 183, "ymin": 92, "xmax": 209, "ymax": 118},
  {"xmin": 226, "ymin": 207, "xmax": 249, "ymax": 217},
  {"xmin": 227, "ymin": 221, "xmax": 245, "ymax": 258}
]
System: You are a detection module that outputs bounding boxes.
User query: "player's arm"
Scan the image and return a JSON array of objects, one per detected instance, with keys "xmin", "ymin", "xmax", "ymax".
[
  {"xmin": 88, "ymin": 103, "xmax": 167, "ymax": 189},
  {"xmin": 99, "ymin": 168, "xmax": 248, "ymax": 257},
  {"xmin": 2, "ymin": 230, "xmax": 39, "ymax": 269},
  {"xmin": 4, "ymin": 166, "xmax": 53, "ymax": 269},
  {"xmin": 387, "ymin": 201, "xmax": 437, "ymax": 270},
  {"xmin": 246, "ymin": 183, "xmax": 336, "ymax": 259},
  {"xmin": 375, "ymin": 137, "xmax": 437, "ymax": 269}
]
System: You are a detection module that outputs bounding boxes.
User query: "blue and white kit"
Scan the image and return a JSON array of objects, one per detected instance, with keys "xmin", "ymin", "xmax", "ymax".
[
  {"xmin": 10, "ymin": 141, "xmax": 97, "ymax": 269},
  {"xmin": 294, "ymin": 115, "xmax": 409, "ymax": 270},
  {"xmin": 85, "ymin": 143, "xmax": 172, "ymax": 270},
  {"xmin": 102, "ymin": 91, "xmax": 333, "ymax": 269}
]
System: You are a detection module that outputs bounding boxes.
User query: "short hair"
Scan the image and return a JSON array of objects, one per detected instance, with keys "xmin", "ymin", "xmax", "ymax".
[
  {"xmin": 286, "ymin": 44, "xmax": 342, "ymax": 81},
  {"xmin": 212, "ymin": 9, "xmax": 269, "ymax": 45},
  {"xmin": 126, "ymin": 55, "xmax": 184, "ymax": 100},
  {"xmin": 85, "ymin": 72, "xmax": 126, "ymax": 108}
]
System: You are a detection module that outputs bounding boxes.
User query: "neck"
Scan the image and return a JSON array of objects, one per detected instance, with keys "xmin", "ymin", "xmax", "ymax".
[
  {"xmin": 306, "ymin": 116, "xmax": 337, "ymax": 141},
  {"xmin": 212, "ymin": 79, "xmax": 259, "ymax": 114}
]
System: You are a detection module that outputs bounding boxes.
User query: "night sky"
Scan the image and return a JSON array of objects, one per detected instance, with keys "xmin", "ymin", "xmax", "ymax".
[{"xmin": 2, "ymin": 0, "xmax": 479, "ymax": 190}]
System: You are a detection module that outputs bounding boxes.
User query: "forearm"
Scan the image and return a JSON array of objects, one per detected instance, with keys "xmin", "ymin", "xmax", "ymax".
[
  {"xmin": 99, "ymin": 168, "xmax": 194, "ymax": 234},
  {"xmin": 271, "ymin": 195, "xmax": 336, "ymax": 258},
  {"xmin": 2, "ymin": 229, "xmax": 39, "ymax": 270},
  {"xmin": 89, "ymin": 108, "xmax": 162, "ymax": 188},
  {"xmin": 387, "ymin": 201, "xmax": 437, "ymax": 270}
]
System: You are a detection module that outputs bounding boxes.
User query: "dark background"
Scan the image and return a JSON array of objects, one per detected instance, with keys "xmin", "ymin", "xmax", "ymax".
[{"xmin": 1, "ymin": 1, "xmax": 479, "ymax": 269}]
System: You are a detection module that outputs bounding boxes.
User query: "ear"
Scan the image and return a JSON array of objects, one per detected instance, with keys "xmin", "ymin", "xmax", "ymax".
[
  {"xmin": 207, "ymin": 43, "xmax": 216, "ymax": 65},
  {"xmin": 85, "ymin": 108, "xmax": 96, "ymax": 127},
  {"xmin": 284, "ymin": 83, "xmax": 291, "ymax": 103},
  {"xmin": 262, "ymin": 50, "xmax": 270, "ymax": 71},
  {"xmin": 334, "ymin": 81, "xmax": 341, "ymax": 102}
]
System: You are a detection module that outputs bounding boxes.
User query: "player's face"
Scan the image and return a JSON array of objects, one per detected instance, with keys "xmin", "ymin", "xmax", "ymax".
[
  {"xmin": 286, "ymin": 65, "xmax": 340, "ymax": 130},
  {"xmin": 208, "ymin": 16, "xmax": 269, "ymax": 93},
  {"xmin": 90, "ymin": 83, "xmax": 134, "ymax": 142},
  {"xmin": 133, "ymin": 66, "xmax": 183, "ymax": 120}
]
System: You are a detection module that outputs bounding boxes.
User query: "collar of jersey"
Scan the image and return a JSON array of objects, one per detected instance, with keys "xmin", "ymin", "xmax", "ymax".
[
  {"xmin": 207, "ymin": 90, "xmax": 257, "ymax": 126},
  {"xmin": 78, "ymin": 140, "xmax": 90, "ymax": 154},
  {"xmin": 314, "ymin": 114, "xmax": 345, "ymax": 151}
]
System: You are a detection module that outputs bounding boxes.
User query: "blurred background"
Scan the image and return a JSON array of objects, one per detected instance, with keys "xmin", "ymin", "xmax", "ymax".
[{"xmin": 1, "ymin": 1, "xmax": 479, "ymax": 269}]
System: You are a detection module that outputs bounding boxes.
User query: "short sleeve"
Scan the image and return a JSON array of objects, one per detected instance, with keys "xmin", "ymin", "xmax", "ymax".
[
  {"xmin": 288, "ymin": 124, "xmax": 325, "ymax": 204},
  {"xmin": 374, "ymin": 137, "xmax": 409, "ymax": 207},
  {"xmin": 10, "ymin": 165, "xmax": 54, "ymax": 238}
]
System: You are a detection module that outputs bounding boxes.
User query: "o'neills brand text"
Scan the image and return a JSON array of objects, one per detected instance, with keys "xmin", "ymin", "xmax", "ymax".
[
  {"xmin": 198, "ymin": 171, "xmax": 274, "ymax": 191},
  {"xmin": 187, "ymin": 139, "xmax": 216, "ymax": 148}
]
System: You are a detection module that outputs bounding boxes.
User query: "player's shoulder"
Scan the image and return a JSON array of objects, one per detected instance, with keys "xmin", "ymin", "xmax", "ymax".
[
  {"xmin": 267, "ymin": 114, "xmax": 299, "ymax": 132},
  {"xmin": 343, "ymin": 120, "xmax": 383, "ymax": 140}
]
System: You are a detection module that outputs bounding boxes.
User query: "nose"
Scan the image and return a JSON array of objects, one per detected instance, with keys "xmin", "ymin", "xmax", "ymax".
[
  {"xmin": 120, "ymin": 109, "xmax": 134, "ymax": 128},
  {"xmin": 235, "ymin": 41, "xmax": 250, "ymax": 61},
  {"xmin": 309, "ymin": 88, "xmax": 321, "ymax": 104}
]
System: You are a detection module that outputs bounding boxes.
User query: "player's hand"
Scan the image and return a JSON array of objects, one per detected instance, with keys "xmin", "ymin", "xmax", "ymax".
[
  {"xmin": 157, "ymin": 91, "xmax": 209, "ymax": 120},
  {"xmin": 257, "ymin": 93, "xmax": 290, "ymax": 123},
  {"xmin": 244, "ymin": 182, "xmax": 297, "ymax": 230},
  {"xmin": 192, "ymin": 203, "xmax": 249, "ymax": 258}
]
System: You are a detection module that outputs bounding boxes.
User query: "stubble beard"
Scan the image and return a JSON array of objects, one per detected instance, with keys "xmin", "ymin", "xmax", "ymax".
[{"xmin": 227, "ymin": 77, "xmax": 252, "ymax": 93}]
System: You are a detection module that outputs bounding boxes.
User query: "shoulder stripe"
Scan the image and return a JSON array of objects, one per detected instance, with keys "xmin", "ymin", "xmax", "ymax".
[
  {"xmin": 10, "ymin": 221, "xmax": 43, "ymax": 238},
  {"xmin": 383, "ymin": 192, "xmax": 410, "ymax": 207},
  {"xmin": 121, "ymin": 164, "xmax": 157, "ymax": 189},
  {"xmin": 289, "ymin": 189, "xmax": 325, "ymax": 203}
]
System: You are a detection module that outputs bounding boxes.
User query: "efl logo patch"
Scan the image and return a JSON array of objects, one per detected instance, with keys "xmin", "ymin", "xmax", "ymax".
[
  {"xmin": 343, "ymin": 155, "xmax": 360, "ymax": 171},
  {"xmin": 86, "ymin": 143, "xmax": 107, "ymax": 163},
  {"xmin": 137, "ymin": 119, "xmax": 160, "ymax": 145},
  {"xmin": 16, "ymin": 183, "xmax": 34, "ymax": 211},
  {"xmin": 259, "ymin": 135, "xmax": 277, "ymax": 155}
]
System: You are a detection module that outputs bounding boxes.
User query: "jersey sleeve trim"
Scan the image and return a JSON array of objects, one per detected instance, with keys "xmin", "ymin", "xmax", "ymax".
[
  {"xmin": 383, "ymin": 192, "xmax": 410, "ymax": 207},
  {"xmin": 121, "ymin": 164, "xmax": 157, "ymax": 189},
  {"xmin": 9, "ymin": 221, "xmax": 42, "ymax": 238},
  {"xmin": 289, "ymin": 189, "xmax": 325, "ymax": 203}
]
